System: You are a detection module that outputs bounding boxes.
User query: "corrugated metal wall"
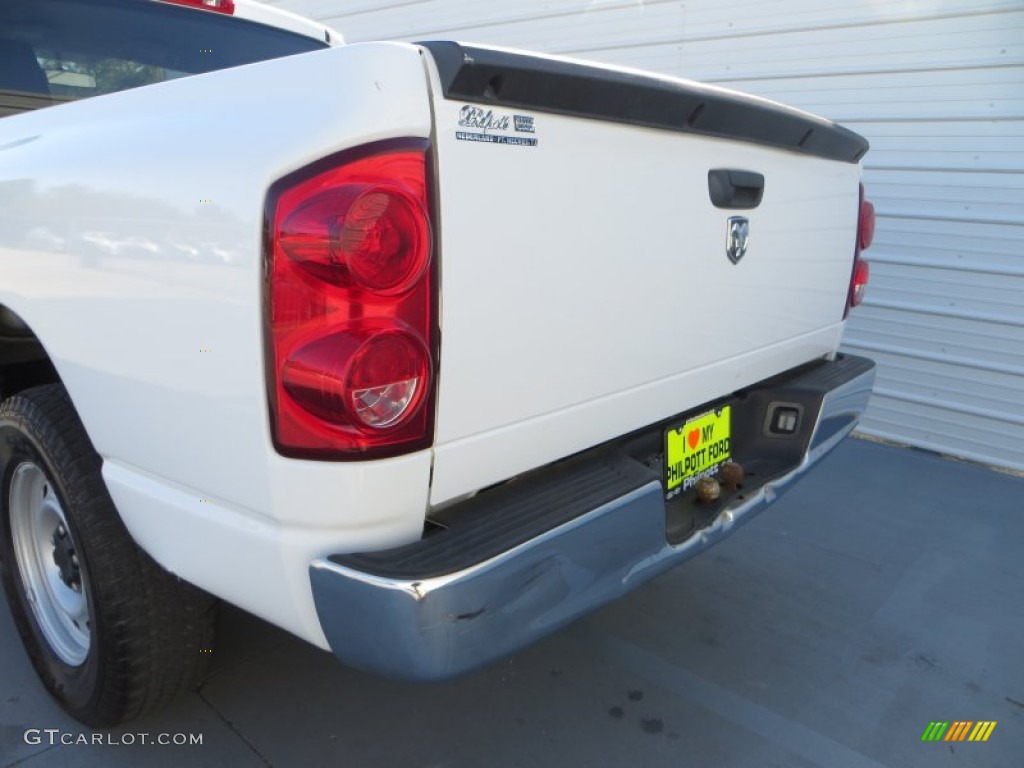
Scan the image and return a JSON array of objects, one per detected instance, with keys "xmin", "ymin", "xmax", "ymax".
[{"xmin": 266, "ymin": 0, "xmax": 1024, "ymax": 472}]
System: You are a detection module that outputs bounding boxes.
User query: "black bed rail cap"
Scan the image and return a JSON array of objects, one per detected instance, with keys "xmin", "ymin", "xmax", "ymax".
[{"xmin": 418, "ymin": 41, "xmax": 869, "ymax": 164}]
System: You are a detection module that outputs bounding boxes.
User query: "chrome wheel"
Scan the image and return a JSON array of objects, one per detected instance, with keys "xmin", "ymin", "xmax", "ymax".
[{"xmin": 9, "ymin": 461, "xmax": 91, "ymax": 666}]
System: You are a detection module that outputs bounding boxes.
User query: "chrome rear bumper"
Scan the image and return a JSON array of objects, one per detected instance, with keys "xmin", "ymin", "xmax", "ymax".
[{"xmin": 310, "ymin": 356, "xmax": 875, "ymax": 680}]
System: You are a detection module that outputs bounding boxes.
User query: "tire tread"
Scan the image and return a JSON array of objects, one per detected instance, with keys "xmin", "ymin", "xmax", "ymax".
[{"xmin": 0, "ymin": 384, "xmax": 216, "ymax": 727}]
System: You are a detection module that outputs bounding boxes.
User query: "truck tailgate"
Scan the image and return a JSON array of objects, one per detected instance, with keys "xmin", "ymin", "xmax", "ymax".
[{"xmin": 420, "ymin": 43, "xmax": 868, "ymax": 505}]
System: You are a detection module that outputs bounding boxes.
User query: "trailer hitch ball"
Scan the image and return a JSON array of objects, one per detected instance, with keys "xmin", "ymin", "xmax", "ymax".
[
  {"xmin": 719, "ymin": 461, "xmax": 744, "ymax": 490},
  {"xmin": 696, "ymin": 476, "xmax": 721, "ymax": 503}
]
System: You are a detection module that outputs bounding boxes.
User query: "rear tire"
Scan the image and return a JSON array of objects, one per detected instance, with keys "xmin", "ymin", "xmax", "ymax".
[{"xmin": 0, "ymin": 384, "xmax": 216, "ymax": 727}]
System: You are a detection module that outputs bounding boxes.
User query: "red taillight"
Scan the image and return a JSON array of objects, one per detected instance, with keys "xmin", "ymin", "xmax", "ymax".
[
  {"xmin": 265, "ymin": 141, "xmax": 435, "ymax": 459},
  {"xmin": 850, "ymin": 258, "xmax": 870, "ymax": 309},
  {"xmin": 859, "ymin": 197, "xmax": 876, "ymax": 251},
  {"xmin": 280, "ymin": 185, "xmax": 429, "ymax": 295},
  {"xmin": 157, "ymin": 0, "xmax": 235, "ymax": 13},
  {"xmin": 846, "ymin": 183, "xmax": 873, "ymax": 317},
  {"xmin": 281, "ymin": 329, "xmax": 429, "ymax": 430},
  {"xmin": 346, "ymin": 332, "xmax": 429, "ymax": 428}
]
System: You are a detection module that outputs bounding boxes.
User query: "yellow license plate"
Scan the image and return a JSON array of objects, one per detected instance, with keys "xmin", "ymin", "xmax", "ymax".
[{"xmin": 665, "ymin": 406, "xmax": 732, "ymax": 494}]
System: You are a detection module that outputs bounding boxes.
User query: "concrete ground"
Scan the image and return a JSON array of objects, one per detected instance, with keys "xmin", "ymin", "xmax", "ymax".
[{"xmin": 1, "ymin": 437, "xmax": 1022, "ymax": 768}]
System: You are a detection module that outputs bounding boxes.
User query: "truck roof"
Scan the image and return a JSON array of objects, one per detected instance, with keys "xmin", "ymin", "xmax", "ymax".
[{"xmin": 163, "ymin": 0, "xmax": 343, "ymax": 46}]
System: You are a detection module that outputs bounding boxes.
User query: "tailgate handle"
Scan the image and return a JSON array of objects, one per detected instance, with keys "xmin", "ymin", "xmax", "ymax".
[{"xmin": 708, "ymin": 169, "xmax": 765, "ymax": 210}]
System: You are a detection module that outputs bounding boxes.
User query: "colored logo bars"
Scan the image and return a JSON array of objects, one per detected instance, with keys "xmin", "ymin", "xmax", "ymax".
[{"xmin": 921, "ymin": 721, "xmax": 997, "ymax": 742}]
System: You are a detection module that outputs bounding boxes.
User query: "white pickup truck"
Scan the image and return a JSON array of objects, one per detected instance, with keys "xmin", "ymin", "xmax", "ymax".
[{"xmin": 0, "ymin": 0, "xmax": 876, "ymax": 726}]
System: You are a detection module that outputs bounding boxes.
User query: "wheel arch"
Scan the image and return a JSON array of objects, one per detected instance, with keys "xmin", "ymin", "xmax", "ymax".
[{"xmin": 0, "ymin": 304, "xmax": 62, "ymax": 400}]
